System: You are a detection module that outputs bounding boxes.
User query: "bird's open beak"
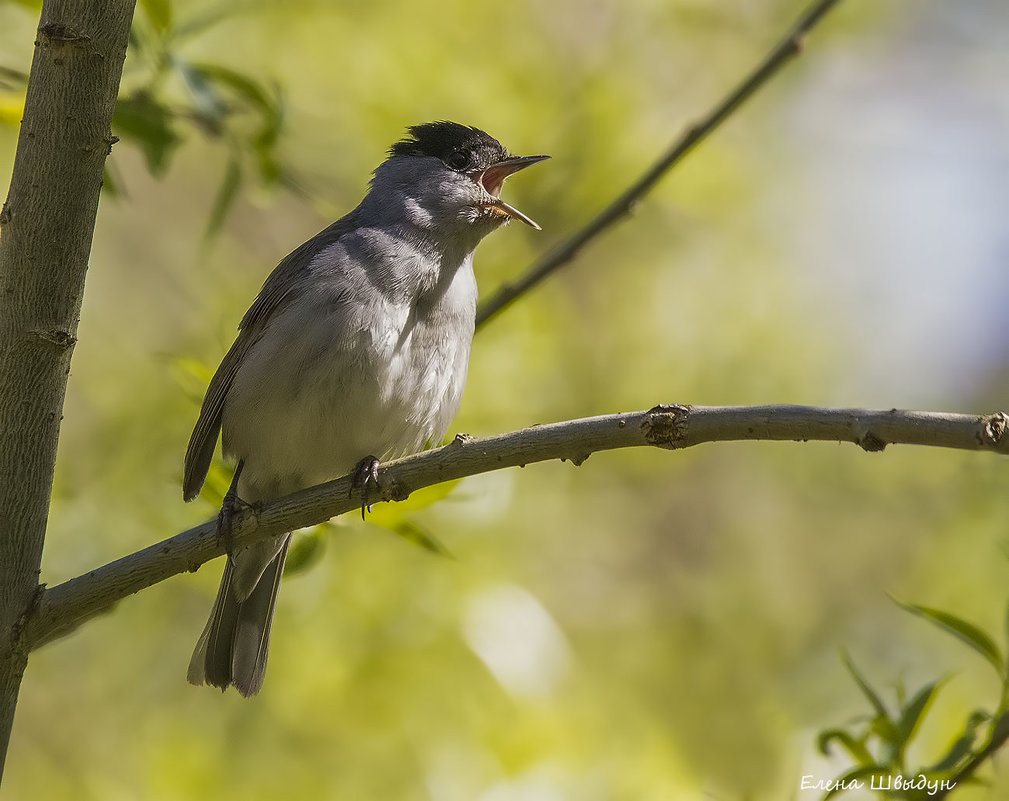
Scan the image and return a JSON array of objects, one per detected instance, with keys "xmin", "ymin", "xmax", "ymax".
[{"xmin": 476, "ymin": 154, "xmax": 550, "ymax": 229}]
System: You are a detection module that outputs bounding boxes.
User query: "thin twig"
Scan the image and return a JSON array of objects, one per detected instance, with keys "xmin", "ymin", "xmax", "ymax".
[
  {"xmin": 475, "ymin": 0, "xmax": 845, "ymax": 329},
  {"xmin": 22, "ymin": 404, "xmax": 1008, "ymax": 651}
]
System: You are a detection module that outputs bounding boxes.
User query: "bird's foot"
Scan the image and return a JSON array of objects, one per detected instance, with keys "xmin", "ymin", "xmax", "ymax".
[
  {"xmin": 218, "ymin": 460, "xmax": 253, "ymax": 558},
  {"xmin": 351, "ymin": 455, "xmax": 381, "ymax": 520}
]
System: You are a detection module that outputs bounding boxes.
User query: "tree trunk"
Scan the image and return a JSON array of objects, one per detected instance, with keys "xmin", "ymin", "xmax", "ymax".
[{"xmin": 0, "ymin": 0, "xmax": 136, "ymax": 780}]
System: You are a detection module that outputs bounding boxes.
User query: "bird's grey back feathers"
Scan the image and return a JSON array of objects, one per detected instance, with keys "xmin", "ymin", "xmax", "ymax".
[{"xmin": 183, "ymin": 213, "xmax": 361, "ymax": 501}]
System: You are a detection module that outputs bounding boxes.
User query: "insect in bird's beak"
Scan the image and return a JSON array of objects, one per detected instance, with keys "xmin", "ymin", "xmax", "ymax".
[{"xmin": 473, "ymin": 154, "xmax": 550, "ymax": 229}]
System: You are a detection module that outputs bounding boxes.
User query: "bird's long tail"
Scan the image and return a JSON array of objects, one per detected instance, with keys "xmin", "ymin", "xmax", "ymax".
[{"xmin": 187, "ymin": 533, "xmax": 292, "ymax": 697}]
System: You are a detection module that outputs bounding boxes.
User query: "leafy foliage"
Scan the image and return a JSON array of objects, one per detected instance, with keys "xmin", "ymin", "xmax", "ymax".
[
  {"xmin": 0, "ymin": 1, "xmax": 287, "ymax": 231},
  {"xmin": 122, "ymin": 4, "xmax": 288, "ymax": 233},
  {"xmin": 817, "ymin": 600, "xmax": 1009, "ymax": 799}
]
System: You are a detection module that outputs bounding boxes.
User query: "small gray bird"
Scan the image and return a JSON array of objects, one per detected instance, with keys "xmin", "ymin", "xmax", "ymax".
[{"xmin": 183, "ymin": 121, "xmax": 548, "ymax": 696}]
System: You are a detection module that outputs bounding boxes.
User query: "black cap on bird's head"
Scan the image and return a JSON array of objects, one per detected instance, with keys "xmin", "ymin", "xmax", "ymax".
[
  {"xmin": 389, "ymin": 121, "xmax": 549, "ymax": 229},
  {"xmin": 390, "ymin": 121, "xmax": 507, "ymax": 165}
]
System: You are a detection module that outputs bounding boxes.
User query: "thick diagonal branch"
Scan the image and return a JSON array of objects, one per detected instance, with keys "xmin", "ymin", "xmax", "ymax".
[{"xmin": 23, "ymin": 404, "xmax": 1008, "ymax": 651}]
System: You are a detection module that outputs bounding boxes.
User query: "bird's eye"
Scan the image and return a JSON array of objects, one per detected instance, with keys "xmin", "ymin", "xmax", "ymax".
[{"xmin": 445, "ymin": 151, "xmax": 471, "ymax": 171}]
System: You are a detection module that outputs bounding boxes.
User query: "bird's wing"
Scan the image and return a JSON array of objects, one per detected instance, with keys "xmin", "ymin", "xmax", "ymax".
[{"xmin": 182, "ymin": 215, "xmax": 358, "ymax": 501}]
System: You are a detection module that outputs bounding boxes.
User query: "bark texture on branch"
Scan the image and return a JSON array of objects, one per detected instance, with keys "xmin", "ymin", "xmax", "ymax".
[
  {"xmin": 22, "ymin": 404, "xmax": 1008, "ymax": 653},
  {"xmin": 0, "ymin": 0, "xmax": 136, "ymax": 779}
]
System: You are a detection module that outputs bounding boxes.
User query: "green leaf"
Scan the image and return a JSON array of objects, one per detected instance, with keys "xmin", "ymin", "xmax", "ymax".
[
  {"xmin": 403, "ymin": 476, "xmax": 461, "ymax": 509},
  {"xmin": 251, "ymin": 81, "xmax": 284, "ymax": 185},
  {"xmin": 204, "ymin": 154, "xmax": 243, "ymax": 238},
  {"xmin": 381, "ymin": 520, "xmax": 454, "ymax": 560},
  {"xmin": 253, "ymin": 120, "xmax": 283, "ymax": 185},
  {"xmin": 284, "ymin": 526, "xmax": 328, "ymax": 576},
  {"xmin": 181, "ymin": 64, "xmax": 285, "ymax": 188},
  {"xmin": 871, "ymin": 715, "xmax": 901, "ymax": 757},
  {"xmin": 892, "ymin": 679, "xmax": 945, "ymax": 762},
  {"xmin": 842, "ymin": 650, "xmax": 891, "ymax": 722},
  {"xmin": 190, "ymin": 63, "xmax": 274, "ymax": 115},
  {"xmin": 897, "ymin": 600, "xmax": 1005, "ymax": 677},
  {"xmin": 176, "ymin": 61, "xmax": 226, "ymax": 135},
  {"xmin": 367, "ymin": 478, "xmax": 462, "ymax": 520},
  {"xmin": 988, "ymin": 711, "xmax": 1009, "ymax": 744},
  {"xmin": 140, "ymin": 0, "xmax": 172, "ymax": 33},
  {"xmin": 923, "ymin": 710, "xmax": 990, "ymax": 773},
  {"xmin": 198, "ymin": 67, "xmax": 285, "ymax": 187},
  {"xmin": 112, "ymin": 92, "xmax": 180, "ymax": 176},
  {"xmin": 392, "ymin": 521, "xmax": 454, "ymax": 559},
  {"xmin": 817, "ymin": 729, "xmax": 874, "ymax": 766}
]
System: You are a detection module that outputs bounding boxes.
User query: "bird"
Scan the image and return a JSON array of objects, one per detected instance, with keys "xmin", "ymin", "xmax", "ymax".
[{"xmin": 183, "ymin": 121, "xmax": 548, "ymax": 696}]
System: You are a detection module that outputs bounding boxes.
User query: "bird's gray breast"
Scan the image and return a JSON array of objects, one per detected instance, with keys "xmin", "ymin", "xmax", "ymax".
[{"xmin": 221, "ymin": 232, "xmax": 477, "ymax": 499}]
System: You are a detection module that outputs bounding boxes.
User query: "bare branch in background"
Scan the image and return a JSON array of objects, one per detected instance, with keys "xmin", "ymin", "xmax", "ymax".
[{"xmin": 476, "ymin": 0, "xmax": 844, "ymax": 329}]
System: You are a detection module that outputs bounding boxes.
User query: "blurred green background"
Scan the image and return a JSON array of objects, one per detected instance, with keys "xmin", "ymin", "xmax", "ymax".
[{"xmin": 2, "ymin": 0, "xmax": 1008, "ymax": 798}]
